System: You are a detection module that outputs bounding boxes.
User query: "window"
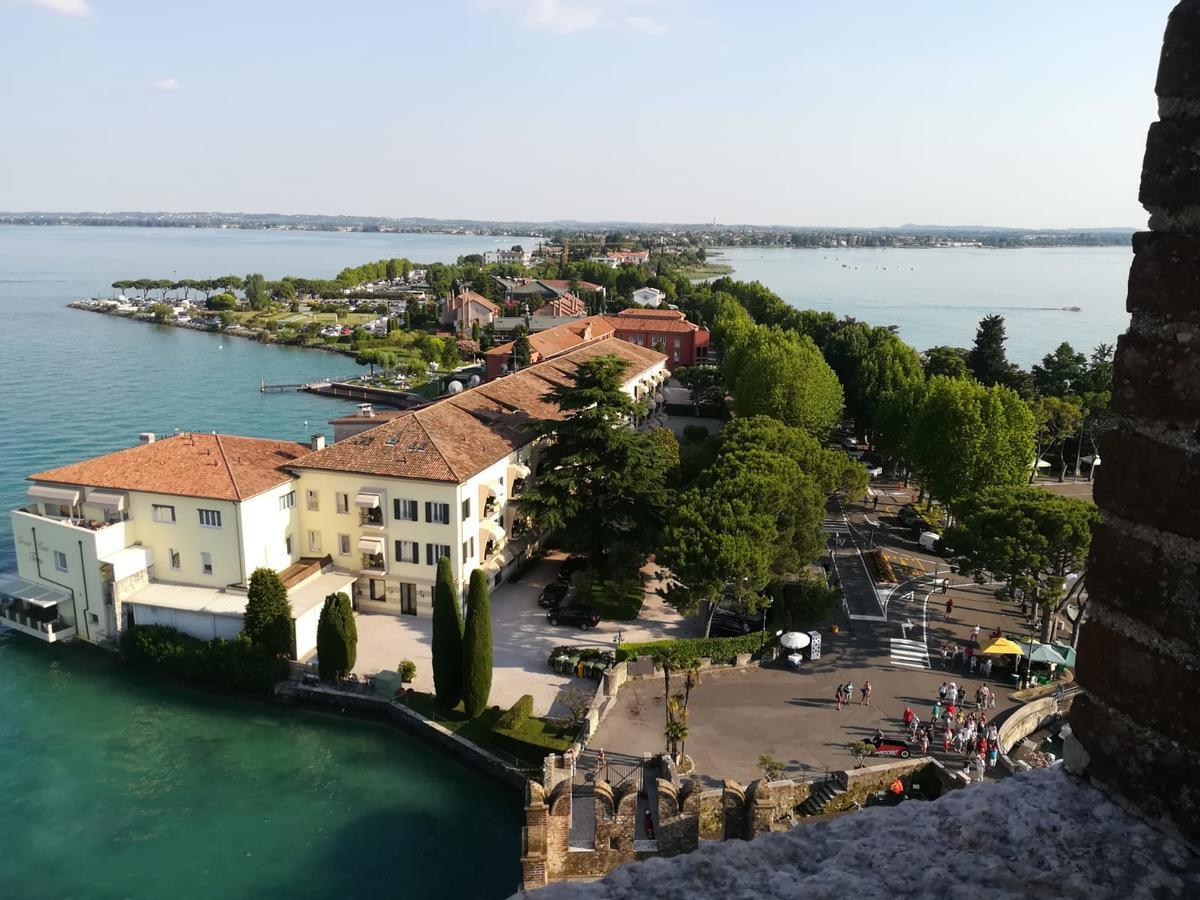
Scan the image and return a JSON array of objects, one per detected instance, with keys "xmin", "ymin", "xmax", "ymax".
[
  {"xmin": 394, "ymin": 540, "xmax": 419, "ymax": 564},
  {"xmin": 674, "ymin": 336, "xmax": 683, "ymax": 348},
  {"xmin": 306, "ymin": 490, "xmax": 319, "ymax": 511},
  {"xmin": 198, "ymin": 508, "xmax": 222, "ymax": 528},
  {"xmin": 53, "ymin": 550, "xmax": 67, "ymax": 572},
  {"xmin": 393, "ymin": 498, "xmax": 418, "ymax": 521},
  {"xmin": 170, "ymin": 549, "xmax": 181, "ymax": 570},
  {"xmin": 285, "ymin": 534, "xmax": 293, "ymax": 555},
  {"xmin": 462, "ymin": 497, "xmax": 471, "ymax": 519},
  {"xmin": 279, "ymin": 491, "xmax": 296, "ymax": 511},
  {"xmin": 201, "ymin": 552, "xmax": 213, "ymax": 575},
  {"xmin": 338, "ymin": 533, "xmax": 351, "ymax": 556},
  {"xmin": 425, "ymin": 543, "xmax": 452, "ymax": 566},
  {"xmin": 462, "ymin": 537, "xmax": 475, "ymax": 565},
  {"xmin": 369, "ymin": 579, "xmax": 386, "ymax": 601},
  {"xmin": 152, "ymin": 504, "xmax": 176, "ymax": 524},
  {"xmin": 425, "ymin": 501, "xmax": 450, "ymax": 524},
  {"xmin": 308, "ymin": 531, "xmax": 322, "ymax": 553},
  {"xmin": 336, "ymin": 493, "xmax": 350, "ymax": 514}
]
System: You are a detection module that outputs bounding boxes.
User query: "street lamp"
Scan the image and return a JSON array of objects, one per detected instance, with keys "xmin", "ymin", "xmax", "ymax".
[{"xmin": 613, "ymin": 630, "xmax": 623, "ymax": 652}]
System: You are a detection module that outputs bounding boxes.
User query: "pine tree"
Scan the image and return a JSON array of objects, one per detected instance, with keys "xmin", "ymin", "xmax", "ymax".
[
  {"xmin": 316, "ymin": 592, "xmax": 357, "ymax": 680},
  {"xmin": 431, "ymin": 556, "xmax": 464, "ymax": 708},
  {"xmin": 967, "ymin": 314, "xmax": 1011, "ymax": 387},
  {"xmin": 461, "ymin": 569, "xmax": 493, "ymax": 717},
  {"xmin": 244, "ymin": 568, "xmax": 293, "ymax": 657}
]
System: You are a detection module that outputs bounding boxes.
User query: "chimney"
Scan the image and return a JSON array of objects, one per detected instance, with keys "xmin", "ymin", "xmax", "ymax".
[
  {"xmin": 138, "ymin": 432, "xmax": 156, "ymax": 445},
  {"xmin": 311, "ymin": 434, "xmax": 326, "ymax": 452}
]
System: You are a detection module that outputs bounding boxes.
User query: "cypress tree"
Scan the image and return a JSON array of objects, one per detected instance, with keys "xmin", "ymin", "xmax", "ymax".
[
  {"xmin": 316, "ymin": 592, "xmax": 356, "ymax": 680},
  {"xmin": 244, "ymin": 567, "xmax": 293, "ymax": 657},
  {"xmin": 431, "ymin": 556, "xmax": 463, "ymax": 709},
  {"xmin": 461, "ymin": 569, "xmax": 493, "ymax": 717}
]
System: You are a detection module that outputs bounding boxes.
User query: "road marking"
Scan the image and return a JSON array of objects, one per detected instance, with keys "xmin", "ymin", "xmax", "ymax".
[
  {"xmin": 890, "ymin": 638, "xmax": 931, "ymax": 669},
  {"xmin": 849, "ymin": 614, "xmax": 888, "ymax": 622}
]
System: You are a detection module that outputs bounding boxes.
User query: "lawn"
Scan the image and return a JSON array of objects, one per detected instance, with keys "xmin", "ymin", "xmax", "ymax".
[
  {"xmin": 573, "ymin": 569, "xmax": 646, "ymax": 621},
  {"xmin": 397, "ymin": 691, "xmax": 573, "ymax": 767}
]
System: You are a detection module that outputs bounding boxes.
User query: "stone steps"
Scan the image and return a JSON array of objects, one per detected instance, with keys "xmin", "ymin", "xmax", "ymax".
[{"xmin": 797, "ymin": 780, "xmax": 845, "ymax": 817}]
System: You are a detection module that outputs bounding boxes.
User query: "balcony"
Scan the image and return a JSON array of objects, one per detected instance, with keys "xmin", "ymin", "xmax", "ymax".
[
  {"xmin": 19, "ymin": 505, "xmax": 126, "ymax": 532},
  {"xmin": 0, "ymin": 606, "xmax": 76, "ymax": 643}
]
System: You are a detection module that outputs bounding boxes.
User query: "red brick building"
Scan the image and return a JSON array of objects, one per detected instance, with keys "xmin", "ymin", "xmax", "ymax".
[{"xmin": 602, "ymin": 309, "xmax": 710, "ymax": 368}]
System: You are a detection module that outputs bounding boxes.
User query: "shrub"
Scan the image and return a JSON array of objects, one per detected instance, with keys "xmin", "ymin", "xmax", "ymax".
[
  {"xmin": 546, "ymin": 646, "xmax": 615, "ymax": 678},
  {"xmin": 431, "ymin": 556, "xmax": 463, "ymax": 708},
  {"xmin": 120, "ymin": 624, "xmax": 287, "ymax": 693},
  {"xmin": 758, "ymin": 752, "xmax": 786, "ymax": 781},
  {"xmin": 244, "ymin": 568, "xmax": 293, "ymax": 657},
  {"xmin": 496, "ymin": 694, "xmax": 534, "ymax": 731},
  {"xmin": 316, "ymin": 592, "xmax": 356, "ymax": 680},
  {"xmin": 398, "ymin": 660, "xmax": 417, "ymax": 683},
  {"xmin": 614, "ymin": 633, "xmax": 765, "ymax": 666},
  {"xmin": 862, "ymin": 549, "xmax": 897, "ymax": 584}
]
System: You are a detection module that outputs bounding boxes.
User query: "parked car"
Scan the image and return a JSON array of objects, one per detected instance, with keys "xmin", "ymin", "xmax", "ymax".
[
  {"xmin": 556, "ymin": 554, "xmax": 588, "ymax": 584},
  {"xmin": 546, "ymin": 604, "xmax": 600, "ymax": 630},
  {"xmin": 538, "ymin": 582, "xmax": 569, "ymax": 608},
  {"xmin": 870, "ymin": 735, "xmax": 914, "ymax": 759},
  {"xmin": 708, "ymin": 607, "xmax": 764, "ymax": 637}
]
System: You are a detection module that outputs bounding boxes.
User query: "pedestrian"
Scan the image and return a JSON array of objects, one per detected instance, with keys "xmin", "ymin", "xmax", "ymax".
[
  {"xmin": 873, "ymin": 494, "xmax": 879, "ymax": 510},
  {"xmin": 944, "ymin": 726, "xmax": 953, "ymax": 753},
  {"xmin": 989, "ymin": 690, "xmax": 997, "ymax": 710},
  {"xmin": 938, "ymin": 682, "xmax": 947, "ymax": 703},
  {"xmin": 940, "ymin": 645, "xmax": 950, "ymax": 669},
  {"xmin": 919, "ymin": 730, "xmax": 930, "ymax": 756},
  {"xmin": 987, "ymin": 744, "xmax": 999, "ymax": 769},
  {"xmin": 597, "ymin": 747, "xmax": 607, "ymax": 779},
  {"xmin": 903, "ymin": 706, "xmax": 914, "ymax": 727},
  {"xmin": 970, "ymin": 624, "xmax": 980, "ymax": 643},
  {"xmin": 860, "ymin": 681, "xmax": 872, "ymax": 706},
  {"xmin": 958, "ymin": 685, "xmax": 968, "ymax": 706},
  {"xmin": 932, "ymin": 700, "xmax": 941, "ymax": 722},
  {"xmin": 945, "ymin": 597, "xmax": 954, "ymax": 619},
  {"xmin": 980, "ymin": 685, "xmax": 990, "ymax": 708},
  {"xmin": 835, "ymin": 684, "xmax": 845, "ymax": 711},
  {"xmin": 969, "ymin": 655, "xmax": 977, "ymax": 674},
  {"xmin": 974, "ymin": 753, "xmax": 986, "ymax": 783}
]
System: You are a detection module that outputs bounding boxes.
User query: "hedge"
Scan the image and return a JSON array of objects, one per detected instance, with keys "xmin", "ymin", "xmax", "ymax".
[
  {"xmin": 120, "ymin": 624, "xmax": 287, "ymax": 693},
  {"xmin": 547, "ymin": 646, "xmax": 615, "ymax": 679},
  {"xmin": 496, "ymin": 694, "xmax": 534, "ymax": 731},
  {"xmin": 614, "ymin": 633, "xmax": 766, "ymax": 666}
]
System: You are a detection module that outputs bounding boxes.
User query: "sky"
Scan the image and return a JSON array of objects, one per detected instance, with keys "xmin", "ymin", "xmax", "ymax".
[{"xmin": 0, "ymin": 0, "xmax": 1179, "ymax": 228}]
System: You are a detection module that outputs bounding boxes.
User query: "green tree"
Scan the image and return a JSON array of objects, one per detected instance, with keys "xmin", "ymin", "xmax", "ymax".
[
  {"xmin": 1032, "ymin": 342, "xmax": 1087, "ymax": 398},
  {"xmin": 941, "ymin": 486, "xmax": 1099, "ymax": 641},
  {"xmin": 271, "ymin": 279, "xmax": 298, "ymax": 303},
  {"xmin": 244, "ymin": 568, "xmax": 293, "ymax": 657},
  {"xmin": 315, "ymin": 591, "xmax": 357, "ymax": 680},
  {"xmin": 205, "ymin": 292, "xmax": 237, "ymax": 311},
  {"xmin": 823, "ymin": 323, "xmax": 924, "ymax": 437},
  {"xmin": 431, "ymin": 556, "xmax": 464, "ymax": 708},
  {"xmin": 520, "ymin": 355, "xmax": 671, "ymax": 566},
  {"xmin": 513, "ymin": 327, "xmax": 532, "ymax": 369},
  {"xmin": 908, "ymin": 376, "xmax": 1035, "ymax": 512},
  {"xmin": 724, "ymin": 325, "xmax": 843, "ymax": 436},
  {"xmin": 148, "ymin": 303, "xmax": 173, "ymax": 324},
  {"xmin": 1028, "ymin": 395, "xmax": 1084, "ymax": 483},
  {"xmin": 922, "ymin": 345, "xmax": 970, "ymax": 379},
  {"xmin": 461, "ymin": 569, "xmax": 493, "ymax": 717},
  {"xmin": 244, "ymin": 273, "xmax": 269, "ymax": 310},
  {"xmin": 967, "ymin": 314, "xmax": 1012, "ymax": 387},
  {"xmin": 385, "ymin": 258, "xmax": 398, "ymax": 281},
  {"xmin": 870, "ymin": 381, "xmax": 927, "ymax": 478}
]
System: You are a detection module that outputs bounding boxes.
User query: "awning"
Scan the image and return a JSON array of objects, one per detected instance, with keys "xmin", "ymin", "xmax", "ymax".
[
  {"xmin": 480, "ymin": 520, "xmax": 505, "ymax": 543},
  {"xmin": 0, "ymin": 574, "xmax": 71, "ymax": 607},
  {"xmin": 86, "ymin": 490, "xmax": 127, "ymax": 512},
  {"xmin": 355, "ymin": 491, "xmax": 382, "ymax": 509},
  {"xmin": 507, "ymin": 463, "xmax": 531, "ymax": 482},
  {"xmin": 357, "ymin": 536, "xmax": 385, "ymax": 554},
  {"xmin": 26, "ymin": 484, "xmax": 81, "ymax": 506}
]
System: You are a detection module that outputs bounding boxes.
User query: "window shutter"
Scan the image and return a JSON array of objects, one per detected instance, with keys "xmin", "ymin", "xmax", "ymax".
[
  {"xmin": 425, "ymin": 501, "xmax": 432, "ymax": 522},
  {"xmin": 393, "ymin": 499, "xmax": 401, "ymax": 520}
]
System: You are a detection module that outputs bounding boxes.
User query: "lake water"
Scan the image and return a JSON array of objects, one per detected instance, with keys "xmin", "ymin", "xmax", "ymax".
[
  {"xmin": 0, "ymin": 226, "xmax": 529, "ymax": 900},
  {"xmin": 716, "ymin": 245, "xmax": 1133, "ymax": 367}
]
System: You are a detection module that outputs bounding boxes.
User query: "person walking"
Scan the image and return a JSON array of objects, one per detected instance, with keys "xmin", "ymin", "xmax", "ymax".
[
  {"xmin": 943, "ymin": 725, "xmax": 953, "ymax": 753},
  {"xmin": 919, "ymin": 729, "xmax": 930, "ymax": 757},
  {"xmin": 974, "ymin": 753, "xmax": 986, "ymax": 783},
  {"xmin": 938, "ymin": 682, "xmax": 948, "ymax": 703},
  {"xmin": 873, "ymin": 494, "xmax": 879, "ymax": 510},
  {"xmin": 987, "ymin": 743, "xmax": 999, "ymax": 770},
  {"xmin": 860, "ymin": 681, "xmax": 873, "ymax": 706},
  {"xmin": 945, "ymin": 597, "xmax": 954, "ymax": 619},
  {"xmin": 835, "ymin": 684, "xmax": 845, "ymax": 711},
  {"xmin": 932, "ymin": 699, "xmax": 941, "ymax": 722},
  {"xmin": 970, "ymin": 624, "xmax": 981, "ymax": 643},
  {"xmin": 989, "ymin": 689, "xmax": 997, "ymax": 710}
]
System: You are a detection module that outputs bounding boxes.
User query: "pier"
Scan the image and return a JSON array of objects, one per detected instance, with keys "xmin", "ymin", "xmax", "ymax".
[{"xmin": 261, "ymin": 379, "xmax": 427, "ymax": 410}]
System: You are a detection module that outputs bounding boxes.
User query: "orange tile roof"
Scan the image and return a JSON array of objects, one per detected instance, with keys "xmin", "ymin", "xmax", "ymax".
[
  {"xmin": 289, "ymin": 340, "xmax": 666, "ymax": 483},
  {"xmin": 30, "ymin": 433, "xmax": 308, "ymax": 501},
  {"xmin": 532, "ymin": 293, "xmax": 586, "ymax": 317},
  {"xmin": 486, "ymin": 315, "xmax": 616, "ymax": 363},
  {"xmin": 538, "ymin": 279, "xmax": 604, "ymax": 293},
  {"xmin": 447, "ymin": 290, "xmax": 500, "ymax": 314},
  {"xmin": 604, "ymin": 314, "xmax": 704, "ymax": 334},
  {"xmin": 616, "ymin": 308, "xmax": 686, "ymax": 320}
]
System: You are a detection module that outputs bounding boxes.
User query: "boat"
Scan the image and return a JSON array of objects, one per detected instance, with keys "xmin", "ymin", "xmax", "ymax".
[{"xmin": 1063, "ymin": 305, "xmax": 1082, "ymax": 312}]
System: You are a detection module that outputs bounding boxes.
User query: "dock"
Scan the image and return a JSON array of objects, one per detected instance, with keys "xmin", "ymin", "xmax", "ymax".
[{"xmin": 261, "ymin": 379, "xmax": 427, "ymax": 410}]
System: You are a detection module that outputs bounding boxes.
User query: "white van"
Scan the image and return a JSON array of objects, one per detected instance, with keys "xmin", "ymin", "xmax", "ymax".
[{"xmin": 918, "ymin": 531, "xmax": 940, "ymax": 552}]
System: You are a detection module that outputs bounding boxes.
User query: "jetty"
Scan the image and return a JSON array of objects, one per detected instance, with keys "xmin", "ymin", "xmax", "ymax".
[{"xmin": 261, "ymin": 379, "xmax": 427, "ymax": 410}]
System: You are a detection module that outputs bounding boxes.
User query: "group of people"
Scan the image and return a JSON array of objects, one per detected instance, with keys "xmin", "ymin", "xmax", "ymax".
[
  {"xmin": 938, "ymin": 638, "xmax": 998, "ymax": 675},
  {"xmin": 900, "ymin": 685, "xmax": 1001, "ymax": 780},
  {"xmin": 834, "ymin": 679, "xmax": 872, "ymax": 710}
]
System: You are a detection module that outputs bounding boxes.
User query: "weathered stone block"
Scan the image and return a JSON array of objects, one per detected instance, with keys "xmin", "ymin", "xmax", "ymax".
[
  {"xmin": 1156, "ymin": 1, "xmax": 1200, "ymax": 100},
  {"xmin": 1139, "ymin": 119, "xmax": 1200, "ymax": 210},
  {"xmin": 1087, "ymin": 522, "xmax": 1200, "ymax": 649},
  {"xmin": 1094, "ymin": 431, "xmax": 1200, "ymax": 540},
  {"xmin": 1128, "ymin": 231, "xmax": 1200, "ymax": 320},
  {"xmin": 1111, "ymin": 333, "xmax": 1200, "ymax": 422},
  {"xmin": 1070, "ymin": 693, "xmax": 1200, "ymax": 842},
  {"xmin": 1076, "ymin": 620, "xmax": 1200, "ymax": 745}
]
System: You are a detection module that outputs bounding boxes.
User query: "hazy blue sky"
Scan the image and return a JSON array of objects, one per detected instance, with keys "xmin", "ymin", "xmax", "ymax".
[{"xmin": 0, "ymin": 0, "xmax": 1178, "ymax": 227}]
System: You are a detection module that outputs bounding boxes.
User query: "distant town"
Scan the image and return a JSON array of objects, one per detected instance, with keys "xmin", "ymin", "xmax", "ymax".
[{"xmin": 0, "ymin": 210, "xmax": 1133, "ymax": 249}]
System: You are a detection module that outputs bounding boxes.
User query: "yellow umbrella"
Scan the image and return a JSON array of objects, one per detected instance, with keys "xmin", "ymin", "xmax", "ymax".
[{"xmin": 978, "ymin": 637, "xmax": 1025, "ymax": 655}]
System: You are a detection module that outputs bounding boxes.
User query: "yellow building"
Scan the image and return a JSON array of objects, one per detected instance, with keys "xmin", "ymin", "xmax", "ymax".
[{"xmin": 1, "ymin": 339, "xmax": 668, "ymax": 649}]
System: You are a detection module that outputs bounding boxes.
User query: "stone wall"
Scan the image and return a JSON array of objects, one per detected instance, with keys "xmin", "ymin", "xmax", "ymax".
[{"xmin": 1069, "ymin": 0, "xmax": 1200, "ymax": 847}]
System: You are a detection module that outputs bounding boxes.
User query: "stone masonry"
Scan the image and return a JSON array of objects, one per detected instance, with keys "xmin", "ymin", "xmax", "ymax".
[{"xmin": 1070, "ymin": 0, "xmax": 1200, "ymax": 847}]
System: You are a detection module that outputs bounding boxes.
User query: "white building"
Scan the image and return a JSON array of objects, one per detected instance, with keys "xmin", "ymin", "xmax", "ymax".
[
  {"xmin": 483, "ymin": 249, "xmax": 531, "ymax": 266},
  {"xmin": 2, "ymin": 341, "xmax": 670, "ymax": 648},
  {"xmin": 631, "ymin": 287, "xmax": 667, "ymax": 307}
]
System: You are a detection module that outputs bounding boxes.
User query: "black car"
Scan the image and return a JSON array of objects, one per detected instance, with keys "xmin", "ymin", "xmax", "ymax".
[
  {"xmin": 538, "ymin": 582, "xmax": 569, "ymax": 608},
  {"xmin": 556, "ymin": 554, "xmax": 588, "ymax": 584},
  {"xmin": 547, "ymin": 604, "xmax": 601, "ymax": 630},
  {"xmin": 709, "ymin": 608, "xmax": 764, "ymax": 637}
]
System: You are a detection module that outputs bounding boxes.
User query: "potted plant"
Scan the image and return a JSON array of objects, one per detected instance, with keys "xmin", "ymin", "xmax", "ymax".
[{"xmin": 398, "ymin": 660, "xmax": 417, "ymax": 684}]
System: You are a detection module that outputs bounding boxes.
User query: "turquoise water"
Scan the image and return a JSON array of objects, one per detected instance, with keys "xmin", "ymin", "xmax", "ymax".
[
  {"xmin": 0, "ymin": 227, "xmax": 529, "ymax": 900},
  {"xmin": 717, "ymin": 245, "xmax": 1133, "ymax": 367}
]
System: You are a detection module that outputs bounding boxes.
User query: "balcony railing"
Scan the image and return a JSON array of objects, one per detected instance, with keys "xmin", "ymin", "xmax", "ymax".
[
  {"xmin": 483, "ymin": 497, "xmax": 498, "ymax": 518},
  {"xmin": 361, "ymin": 554, "xmax": 385, "ymax": 573},
  {"xmin": 1, "ymin": 606, "xmax": 74, "ymax": 636},
  {"xmin": 19, "ymin": 506, "xmax": 126, "ymax": 531},
  {"xmin": 359, "ymin": 509, "xmax": 384, "ymax": 528}
]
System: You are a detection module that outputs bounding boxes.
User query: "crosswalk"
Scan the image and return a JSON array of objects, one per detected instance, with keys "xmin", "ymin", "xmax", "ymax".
[{"xmin": 889, "ymin": 638, "xmax": 931, "ymax": 669}]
